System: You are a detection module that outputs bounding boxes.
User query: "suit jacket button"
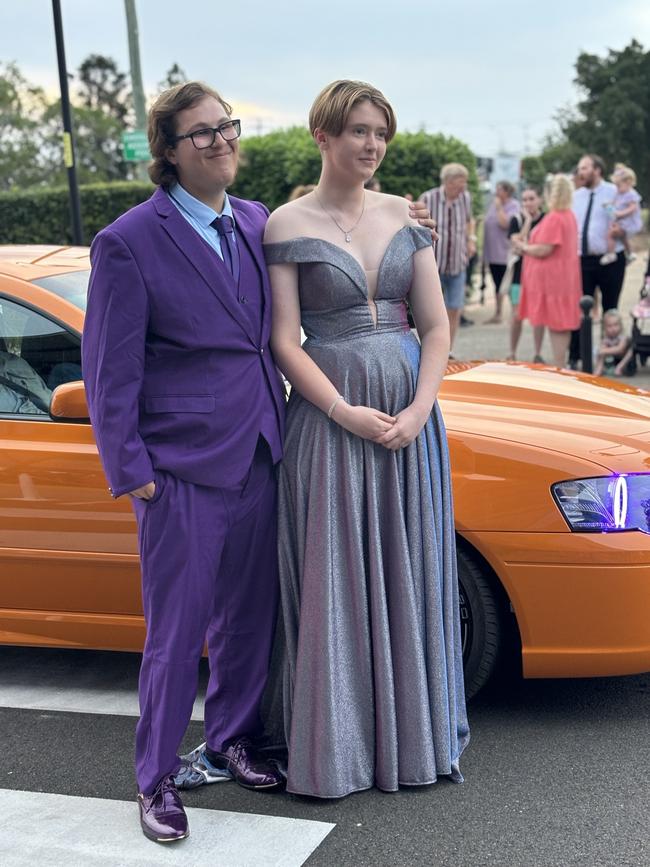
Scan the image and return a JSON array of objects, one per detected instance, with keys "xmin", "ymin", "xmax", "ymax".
[{"xmin": 260, "ymin": 348, "xmax": 264, "ymax": 355}]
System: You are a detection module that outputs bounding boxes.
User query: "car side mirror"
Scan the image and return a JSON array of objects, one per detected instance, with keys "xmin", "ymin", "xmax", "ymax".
[{"xmin": 49, "ymin": 380, "xmax": 90, "ymax": 422}]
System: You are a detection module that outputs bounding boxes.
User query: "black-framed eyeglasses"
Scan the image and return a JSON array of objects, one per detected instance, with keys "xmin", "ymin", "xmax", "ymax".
[{"xmin": 173, "ymin": 119, "xmax": 241, "ymax": 149}]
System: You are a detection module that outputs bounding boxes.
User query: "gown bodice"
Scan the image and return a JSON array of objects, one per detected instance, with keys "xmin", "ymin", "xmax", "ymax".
[{"xmin": 264, "ymin": 225, "xmax": 432, "ymax": 342}]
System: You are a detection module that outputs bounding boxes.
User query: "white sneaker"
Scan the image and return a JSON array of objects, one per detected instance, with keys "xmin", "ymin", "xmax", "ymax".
[{"xmin": 174, "ymin": 743, "xmax": 232, "ymax": 789}]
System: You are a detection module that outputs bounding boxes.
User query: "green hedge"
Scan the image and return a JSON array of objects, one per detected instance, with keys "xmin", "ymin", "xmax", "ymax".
[
  {"xmin": 378, "ymin": 131, "xmax": 479, "ymax": 211},
  {"xmin": 0, "ymin": 128, "xmax": 479, "ymax": 243},
  {"xmin": 231, "ymin": 128, "xmax": 479, "ymax": 212},
  {"xmin": 230, "ymin": 127, "xmax": 322, "ymax": 211},
  {"xmin": 0, "ymin": 181, "xmax": 154, "ymax": 245}
]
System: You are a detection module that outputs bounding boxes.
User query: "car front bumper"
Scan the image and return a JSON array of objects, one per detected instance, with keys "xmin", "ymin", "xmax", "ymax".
[{"xmin": 463, "ymin": 529, "xmax": 650, "ymax": 679}]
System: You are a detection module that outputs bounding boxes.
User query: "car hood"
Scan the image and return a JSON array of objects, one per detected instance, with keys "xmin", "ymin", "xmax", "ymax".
[{"xmin": 439, "ymin": 362, "xmax": 650, "ymax": 473}]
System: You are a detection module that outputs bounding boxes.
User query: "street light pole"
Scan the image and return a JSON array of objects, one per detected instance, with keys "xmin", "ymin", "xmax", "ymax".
[
  {"xmin": 51, "ymin": 0, "xmax": 83, "ymax": 245},
  {"xmin": 124, "ymin": 0, "xmax": 149, "ymax": 181}
]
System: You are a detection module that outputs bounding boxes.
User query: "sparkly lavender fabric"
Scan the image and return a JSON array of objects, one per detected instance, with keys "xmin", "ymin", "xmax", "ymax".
[{"xmin": 264, "ymin": 226, "xmax": 470, "ymax": 798}]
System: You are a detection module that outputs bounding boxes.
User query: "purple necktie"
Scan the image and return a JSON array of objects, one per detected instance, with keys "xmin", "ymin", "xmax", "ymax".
[{"xmin": 211, "ymin": 215, "xmax": 240, "ymax": 284}]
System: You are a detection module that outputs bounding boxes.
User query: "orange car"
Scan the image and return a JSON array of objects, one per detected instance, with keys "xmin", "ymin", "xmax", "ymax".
[{"xmin": 1, "ymin": 245, "xmax": 649, "ymax": 697}]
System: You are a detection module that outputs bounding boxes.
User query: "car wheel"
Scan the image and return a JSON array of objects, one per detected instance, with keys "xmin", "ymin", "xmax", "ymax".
[{"xmin": 457, "ymin": 545, "xmax": 503, "ymax": 699}]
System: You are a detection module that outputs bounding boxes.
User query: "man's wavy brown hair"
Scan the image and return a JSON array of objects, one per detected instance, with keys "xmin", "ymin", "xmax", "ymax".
[{"xmin": 147, "ymin": 81, "xmax": 232, "ymax": 188}]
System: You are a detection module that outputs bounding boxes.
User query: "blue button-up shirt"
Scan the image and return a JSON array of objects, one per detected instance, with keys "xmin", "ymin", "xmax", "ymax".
[
  {"xmin": 167, "ymin": 182, "xmax": 236, "ymax": 261},
  {"xmin": 572, "ymin": 181, "xmax": 621, "ymax": 256}
]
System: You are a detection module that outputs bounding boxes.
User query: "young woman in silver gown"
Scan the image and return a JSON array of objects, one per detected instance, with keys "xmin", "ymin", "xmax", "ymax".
[{"xmin": 264, "ymin": 80, "xmax": 469, "ymax": 799}]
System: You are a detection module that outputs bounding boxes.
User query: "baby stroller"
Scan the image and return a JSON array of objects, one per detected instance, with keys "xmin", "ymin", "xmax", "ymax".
[{"xmin": 628, "ymin": 279, "xmax": 650, "ymax": 374}]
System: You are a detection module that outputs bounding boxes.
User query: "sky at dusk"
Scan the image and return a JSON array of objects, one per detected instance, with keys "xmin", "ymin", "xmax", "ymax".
[{"xmin": 1, "ymin": 0, "xmax": 649, "ymax": 158}]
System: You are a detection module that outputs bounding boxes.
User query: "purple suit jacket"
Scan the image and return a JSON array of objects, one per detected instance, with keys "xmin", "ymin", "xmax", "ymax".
[{"xmin": 82, "ymin": 187, "xmax": 286, "ymax": 498}]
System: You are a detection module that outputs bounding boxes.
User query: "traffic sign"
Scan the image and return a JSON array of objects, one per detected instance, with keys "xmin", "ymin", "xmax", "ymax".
[{"xmin": 122, "ymin": 130, "xmax": 150, "ymax": 162}]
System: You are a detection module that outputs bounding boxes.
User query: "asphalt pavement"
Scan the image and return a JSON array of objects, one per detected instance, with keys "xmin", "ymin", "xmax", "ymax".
[{"xmin": 1, "ymin": 647, "xmax": 648, "ymax": 867}]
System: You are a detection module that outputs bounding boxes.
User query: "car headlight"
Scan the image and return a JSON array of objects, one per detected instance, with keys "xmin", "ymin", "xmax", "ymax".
[{"xmin": 552, "ymin": 474, "xmax": 650, "ymax": 533}]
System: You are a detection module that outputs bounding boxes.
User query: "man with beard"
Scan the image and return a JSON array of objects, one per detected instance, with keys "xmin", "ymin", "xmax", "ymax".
[{"xmin": 569, "ymin": 154, "xmax": 625, "ymax": 367}]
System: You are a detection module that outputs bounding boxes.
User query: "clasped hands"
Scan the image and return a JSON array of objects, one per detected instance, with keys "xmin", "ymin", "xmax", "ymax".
[{"xmin": 334, "ymin": 402, "xmax": 428, "ymax": 450}]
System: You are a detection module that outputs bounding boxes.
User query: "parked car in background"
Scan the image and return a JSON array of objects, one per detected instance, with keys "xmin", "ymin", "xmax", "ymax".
[{"xmin": 1, "ymin": 245, "xmax": 649, "ymax": 697}]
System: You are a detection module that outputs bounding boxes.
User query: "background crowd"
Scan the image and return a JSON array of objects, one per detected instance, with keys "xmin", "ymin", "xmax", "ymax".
[{"xmin": 414, "ymin": 153, "xmax": 646, "ymax": 372}]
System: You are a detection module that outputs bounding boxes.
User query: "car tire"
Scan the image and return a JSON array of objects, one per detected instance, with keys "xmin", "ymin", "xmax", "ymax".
[{"xmin": 457, "ymin": 545, "xmax": 503, "ymax": 700}]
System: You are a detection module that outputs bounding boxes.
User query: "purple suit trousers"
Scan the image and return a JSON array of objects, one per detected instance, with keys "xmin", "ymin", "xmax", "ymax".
[{"xmin": 132, "ymin": 441, "xmax": 278, "ymax": 794}]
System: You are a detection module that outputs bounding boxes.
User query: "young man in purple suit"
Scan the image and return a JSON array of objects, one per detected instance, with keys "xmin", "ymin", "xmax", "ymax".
[{"xmin": 82, "ymin": 82, "xmax": 287, "ymax": 843}]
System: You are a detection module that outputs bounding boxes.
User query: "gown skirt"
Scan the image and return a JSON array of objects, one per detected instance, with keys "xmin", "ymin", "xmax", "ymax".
[{"xmin": 264, "ymin": 227, "xmax": 470, "ymax": 798}]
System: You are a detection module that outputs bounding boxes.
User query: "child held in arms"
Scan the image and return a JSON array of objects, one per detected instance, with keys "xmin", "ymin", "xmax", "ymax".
[{"xmin": 600, "ymin": 164, "xmax": 643, "ymax": 266}]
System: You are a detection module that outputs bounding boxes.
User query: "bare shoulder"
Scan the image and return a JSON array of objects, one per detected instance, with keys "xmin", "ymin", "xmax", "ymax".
[
  {"xmin": 367, "ymin": 190, "xmax": 412, "ymax": 225},
  {"xmin": 264, "ymin": 196, "xmax": 316, "ymax": 244}
]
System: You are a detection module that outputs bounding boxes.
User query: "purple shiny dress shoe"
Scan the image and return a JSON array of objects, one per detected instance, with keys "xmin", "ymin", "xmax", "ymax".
[
  {"xmin": 138, "ymin": 774, "xmax": 189, "ymax": 843},
  {"xmin": 209, "ymin": 736, "xmax": 284, "ymax": 790}
]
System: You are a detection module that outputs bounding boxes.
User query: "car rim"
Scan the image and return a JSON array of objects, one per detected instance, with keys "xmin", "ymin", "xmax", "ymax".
[{"xmin": 458, "ymin": 578, "xmax": 473, "ymax": 663}]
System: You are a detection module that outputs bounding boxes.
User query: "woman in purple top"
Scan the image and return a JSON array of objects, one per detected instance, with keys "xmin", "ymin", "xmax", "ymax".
[{"xmin": 483, "ymin": 180, "xmax": 520, "ymax": 323}]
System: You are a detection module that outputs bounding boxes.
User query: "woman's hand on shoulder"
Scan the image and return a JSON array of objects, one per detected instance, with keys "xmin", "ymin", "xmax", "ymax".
[
  {"xmin": 333, "ymin": 401, "xmax": 396, "ymax": 440},
  {"xmin": 405, "ymin": 197, "xmax": 438, "ymax": 242}
]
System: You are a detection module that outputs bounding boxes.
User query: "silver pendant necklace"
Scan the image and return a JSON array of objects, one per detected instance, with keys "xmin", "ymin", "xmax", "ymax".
[{"xmin": 314, "ymin": 190, "xmax": 365, "ymax": 242}]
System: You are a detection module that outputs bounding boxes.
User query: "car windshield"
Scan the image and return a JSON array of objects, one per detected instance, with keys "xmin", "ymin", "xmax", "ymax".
[{"xmin": 31, "ymin": 270, "xmax": 90, "ymax": 311}]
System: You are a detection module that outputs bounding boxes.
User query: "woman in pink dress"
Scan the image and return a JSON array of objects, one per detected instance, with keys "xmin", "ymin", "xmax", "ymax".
[{"xmin": 515, "ymin": 175, "xmax": 581, "ymax": 368}]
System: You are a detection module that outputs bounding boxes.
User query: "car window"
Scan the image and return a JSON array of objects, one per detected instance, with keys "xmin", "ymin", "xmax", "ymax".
[
  {"xmin": 32, "ymin": 270, "xmax": 90, "ymax": 312},
  {"xmin": 0, "ymin": 298, "xmax": 82, "ymax": 416}
]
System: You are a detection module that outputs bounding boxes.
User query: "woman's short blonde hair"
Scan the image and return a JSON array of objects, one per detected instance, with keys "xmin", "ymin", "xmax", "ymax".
[
  {"xmin": 547, "ymin": 174, "xmax": 573, "ymax": 211},
  {"xmin": 440, "ymin": 163, "xmax": 469, "ymax": 183},
  {"xmin": 308, "ymin": 80, "xmax": 396, "ymax": 142},
  {"xmin": 611, "ymin": 163, "xmax": 637, "ymax": 185}
]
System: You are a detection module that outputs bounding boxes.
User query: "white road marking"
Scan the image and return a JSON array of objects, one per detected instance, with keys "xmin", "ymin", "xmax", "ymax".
[
  {"xmin": 0, "ymin": 649, "xmax": 203, "ymax": 719},
  {"xmin": 0, "ymin": 789, "xmax": 335, "ymax": 867}
]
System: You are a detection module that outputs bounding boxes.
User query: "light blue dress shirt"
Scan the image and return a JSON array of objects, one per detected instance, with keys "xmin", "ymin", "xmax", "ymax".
[
  {"xmin": 572, "ymin": 181, "xmax": 622, "ymax": 256},
  {"xmin": 167, "ymin": 182, "xmax": 236, "ymax": 261}
]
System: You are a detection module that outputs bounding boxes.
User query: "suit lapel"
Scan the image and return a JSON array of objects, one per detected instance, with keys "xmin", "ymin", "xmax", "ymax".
[
  {"xmin": 152, "ymin": 188, "xmax": 257, "ymax": 346},
  {"xmin": 231, "ymin": 199, "xmax": 271, "ymax": 344}
]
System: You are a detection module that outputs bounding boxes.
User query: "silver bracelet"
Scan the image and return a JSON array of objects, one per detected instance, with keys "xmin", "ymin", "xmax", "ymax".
[{"xmin": 327, "ymin": 394, "xmax": 344, "ymax": 419}]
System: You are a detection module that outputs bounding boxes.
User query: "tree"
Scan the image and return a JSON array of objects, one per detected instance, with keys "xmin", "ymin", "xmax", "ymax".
[
  {"xmin": 42, "ymin": 100, "xmax": 132, "ymax": 185},
  {"xmin": 77, "ymin": 54, "xmax": 131, "ymax": 123},
  {"xmin": 526, "ymin": 41, "xmax": 650, "ymax": 200},
  {"xmin": 230, "ymin": 127, "xmax": 321, "ymax": 210},
  {"xmin": 229, "ymin": 127, "xmax": 479, "ymax": 213},
  {"xmin": 567, "ymin": 40, "xmax": 650, "ymax": 198},
  {"xmin": 379, "ymin": 131, "xmax": 480, "ymax": 213},
  {"xmin": 68, "ymin": 54, "xmax": 134, "ymax": 182},
  {"xmin": 521, "ymin": 135, "xmax": 582, "ymax": 191},
  {"xmin": 0, "ymin": 63, "xmax": 53, "ymax": 190},
  {"xmin": 157, "ymin": 63, "xmax": 188, "ymax": 93}
]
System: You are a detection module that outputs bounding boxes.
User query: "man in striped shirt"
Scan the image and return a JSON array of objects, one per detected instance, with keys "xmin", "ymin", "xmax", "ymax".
[{"xmin": 418, "ymin": 163, "xmax": 476, "ymax": 352}]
